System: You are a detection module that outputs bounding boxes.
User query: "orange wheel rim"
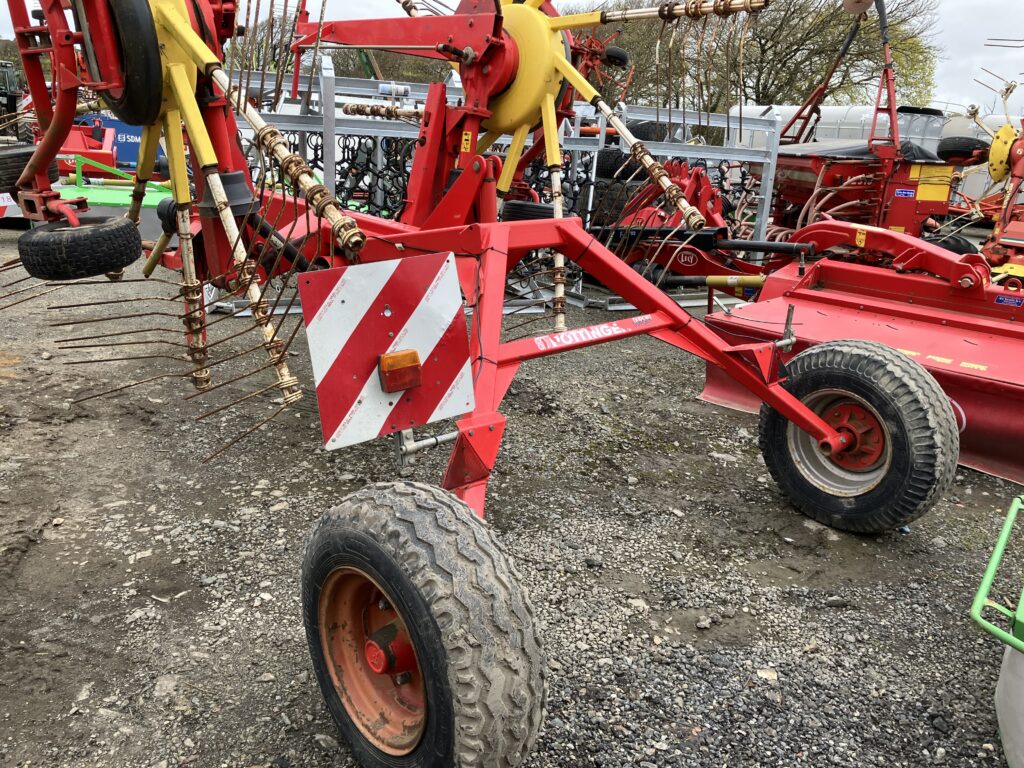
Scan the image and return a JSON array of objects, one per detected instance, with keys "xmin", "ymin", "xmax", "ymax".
[{"xmin": 318, "ymin": 567, "xmax": 427, "ymax": 755}]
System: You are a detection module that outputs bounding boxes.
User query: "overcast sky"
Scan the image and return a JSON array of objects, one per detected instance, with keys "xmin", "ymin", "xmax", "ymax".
[{"xmin": 2, "ymin": 0, "xmax": 1021, "ymax": 115}]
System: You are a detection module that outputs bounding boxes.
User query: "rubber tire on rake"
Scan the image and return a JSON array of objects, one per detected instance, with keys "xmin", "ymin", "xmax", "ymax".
[
  {"xmin": 302, "ymin": 481, "xmax": 545, "ymax": 768},
  {"xmin": 0, "ymin": 144, "xmax": 58, "ymax": 197},
  {"xmin": 936, "ymin": 135, "xmax": 990, "ymax": 167},
  {"xmin": 923, "ymin": 233, "xmax": 979, "ymax": 256},
  {"xmin": 80, "ymin": 0, "xmax": 163, "ymax": 125},
  {"xmin": 595, "ymin": 147, "xmax": 640, "ymax": 180},
  {"xmin": 601, "ymin": 45, "xmax": 631, "ymax": 69},
  {"xmin": 759, "ymin": 340, "xmax": 959, "ymax": 534},
  {"xmin": 18, "ymin": 216, "xmax": 142, "ymax": 280}
]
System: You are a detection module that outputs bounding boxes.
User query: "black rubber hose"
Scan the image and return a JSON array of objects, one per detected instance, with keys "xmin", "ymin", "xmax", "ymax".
[{"xmin": 245, "ymin": 213, "xmax": 311, "ymax": 271}]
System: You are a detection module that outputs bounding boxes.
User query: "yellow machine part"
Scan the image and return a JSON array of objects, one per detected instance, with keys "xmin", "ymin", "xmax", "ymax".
[
  {"xmin": 482, "ymin": 0, "xmax": 567, "ymax": 136},
  {"xmin": 989, "ymin": 123, "xmax": 1020, "ymax": 183},
  {"xmin": 909, "ymin": 164, "xmax": 953, "ymax": 202}
]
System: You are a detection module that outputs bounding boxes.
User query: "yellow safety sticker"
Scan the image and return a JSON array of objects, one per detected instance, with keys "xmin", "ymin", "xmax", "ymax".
[
  {"xmin": 855, "ymin": 228, "xmax": 867, "ymax": 247},
  {"xmin": 461, "ymin": 131, "xmax": 473, "ymax": 153}
]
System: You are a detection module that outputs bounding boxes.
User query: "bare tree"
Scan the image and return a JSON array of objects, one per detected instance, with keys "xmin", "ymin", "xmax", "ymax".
[{"xmin": 562, "ymin": 0, "xmax": 939, "ymax": 111}]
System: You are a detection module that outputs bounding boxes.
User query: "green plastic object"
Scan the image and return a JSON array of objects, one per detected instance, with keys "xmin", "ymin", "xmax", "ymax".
[
  {"xmin": 972, "ymin": 497, "xmax": 1024, "ymax": 654},
  {"xmin": 58, "ymin": 154, "xmax": 173, "ymax": 209}
]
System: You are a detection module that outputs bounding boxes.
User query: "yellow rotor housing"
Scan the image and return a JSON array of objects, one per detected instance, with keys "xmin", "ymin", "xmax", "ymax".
[
  {"xmin": 481, "ymin": 0, "xmax": 568, "ymax": 136},
  {"xmin": 989, "ymin": 123, "xmax": 1020, "ymax": 183}
]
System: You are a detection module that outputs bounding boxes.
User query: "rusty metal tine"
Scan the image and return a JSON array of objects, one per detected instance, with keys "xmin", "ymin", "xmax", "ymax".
[
  {"xmin": 45, "ymin": 277, "xmax": 183, "ymax": 287},
  {"xmin": 0, "ymin": 285, "xmax": 64, "ymax": 311},
  {"xmin": 58, "ymin": 339, "xmax": 189, "ymax": 350},
  {"xmin": 64, "ymin": 353, "xmax": 188, "ymax": 365},
  {"xmin": 50, "ymin": 310, "xmax": 194, "ymax": 327},
  {"xmin": 49, "ymin": 296, "xmax": 181, "ymax": 309},
  {"xmin": 183, "ymin": 361, "xmax": 278, "ymax": 400},
  {"xmin": 1, "ymin": 256, "xmax": 21, "ymax": 269},
  {"xmin": 56, "ymin": 327, "xmax": 182, "ymax": 343},
  {"xmin": 203, "ymin": 342, "xmax": 272, "ymax": 371},
  {"xmin": 194, "ymin": 382, "xmax": 280, "ymax": 421},
  {"xmin": 72, "ymin": 371, "xmax": 191, "ymax": 403},
  {"xmin": 0, "ymin": 281, "xmax": 47, "ymax": 301},
  {"xmin": 1, "ymin": 274, "xmax": 34, "ymax": 289},
  {"xmin": 201, "ymin": 404, "xmax": 289, "ymax": 463}
]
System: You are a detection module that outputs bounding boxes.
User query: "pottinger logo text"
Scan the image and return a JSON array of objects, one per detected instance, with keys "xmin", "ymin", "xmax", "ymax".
[{"xmin": 533, "ymin": 323, "xmax": 628, "ymax": 351}]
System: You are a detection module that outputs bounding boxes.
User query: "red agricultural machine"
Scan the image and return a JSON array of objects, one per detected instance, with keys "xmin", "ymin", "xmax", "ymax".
[
  {"xmin": 577, "ymin": 1, "xmax": 1024, "ymax": 485},
  {"xmin": 3, "ymin": 0, "xmax": 964, "ymax": 764}
]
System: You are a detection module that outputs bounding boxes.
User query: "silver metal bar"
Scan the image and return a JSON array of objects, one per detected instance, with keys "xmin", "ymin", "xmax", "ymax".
[{"xmin": 321, "ymin": 56, "xmax": 337, "ymax": 196}]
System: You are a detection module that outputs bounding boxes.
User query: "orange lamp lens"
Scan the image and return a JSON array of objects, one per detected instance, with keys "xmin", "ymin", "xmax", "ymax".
[{"xmin": 379, "ymin": 349, "xmax": 422, "ymax": 393}]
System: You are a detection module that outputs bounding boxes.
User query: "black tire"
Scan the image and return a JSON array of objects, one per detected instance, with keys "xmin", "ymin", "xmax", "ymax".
[
  {"xmin": 87, "ymin": 0, "xmax": 163, "ymax": 124},
  {"xmin": 15, "ymin": 121, "xmax": 34, "ymax": 145},
  {"xmin": 302, "ymin": 482, "xmax": 545, "ymax": 768},
  {"xmin": 759, "ymin": 340, "xmax": 958, "ymax": 534},
  {"xmin": 589, "ymin": 179, "xmax": 645, "ymax": 228},
  {"xmin": 937, "ymin": 135, "xmax": 990, "ymax": 167},
  {"xmin": 502, "ymin": 200, "xmax": 555, "ymax": 221},
  {"xmin": 601, "ymin": 45, "xmax": 631, "ymax": 69},
  {"xmin": 595, "ymin": 146, "xmax": 640, "ymax": 180},
  {"xmin": 18, "ymin": 216, "xmax": 142, "ymax": 280},
  {"xmin": 626, "ymin": 120, "xmax": 665, "ymax": 142},
  {"xmin": 0, "ymin": 144, "xmax": 58, "ymax": 197},
  {"xmin": 923, "ymin": 232, "xmax": 978, "ymax": 255}
]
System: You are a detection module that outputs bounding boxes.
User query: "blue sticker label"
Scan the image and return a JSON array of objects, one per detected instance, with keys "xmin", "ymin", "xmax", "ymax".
[
  {"xmin": 894, "ymin": 189, "xmax": 915, "ymax": 198},
  {"xmin": 996, "ymin": 294, "xmax": 1024, "ymax": 307}
]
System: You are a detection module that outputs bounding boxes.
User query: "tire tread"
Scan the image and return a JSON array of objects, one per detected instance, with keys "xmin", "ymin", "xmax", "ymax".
[
  {"xmin": 305, "ymin": 481, "xmax": 545, "ymax": 768},
  {"xmin": 759, "ymin": 340, "xmax": 959, "ymax": 533}
]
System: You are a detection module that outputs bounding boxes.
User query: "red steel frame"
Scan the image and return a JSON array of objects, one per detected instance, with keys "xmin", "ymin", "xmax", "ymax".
[
  {"xmin": 702, "ymin": 218, "xmax": 1024, "ymax": 483},
  {"xmin": 7, "ymin": 0, "xmax": 862, "ymax": 519},
  {"xmin": 255, "ymin": 73, "xmax": 853, "ymax": 516}
]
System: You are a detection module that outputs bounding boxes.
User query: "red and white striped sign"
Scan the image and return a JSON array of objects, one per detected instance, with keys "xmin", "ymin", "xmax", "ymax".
[{"xmin": 298, "ymin": 252, "xmax": 474, "ymax": 450}]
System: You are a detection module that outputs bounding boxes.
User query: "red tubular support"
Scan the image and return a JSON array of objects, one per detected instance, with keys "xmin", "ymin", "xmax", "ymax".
[{"xmin": 9, "ymin": 0, "xmax": 84, "ymax": 218}]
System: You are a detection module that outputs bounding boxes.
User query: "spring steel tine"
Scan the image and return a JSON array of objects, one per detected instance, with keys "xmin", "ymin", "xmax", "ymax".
[
  {"xmin": 46, "ymin": 277, "xmax": 184, "ymax": 287},
  {"xmin": 0, "ymin": 285, "xmax": 65, "ymax": 312},
  {"xmin": 1, "ymin": 256, "xmax": 21, "ymax": 269},
  {"xmin": 64, "ymin": 353, "xmax": 189, "ymax": 365},
  {"xmin": 200, "ymin": 342, "xmax": 275, "ymax": 373},
  {"xmin": 267, "ymin": 288, "xmax": 303, "ymax": 344},
  {"xmin": 2, "ymin": 274, "xmax": 36, "ymax": 289},
  {"xmin": 0, "ymin": 281, "xmax": 48, "ymax": 301},
  {"xmin": 201, "ymin": 404, "xmax": 289, "ymax": 464},
  {"xmin": 49, "ymin": 296, "xmax": 182, "ymax": 310},
  {"xmin": 183, "ymin": 360, "xmax": 278, "ymax": 400},
  {"xmin": 194, "ymin": 381, "xmax": 280, "ymax": 421},
  {"xmin": 58, "ymin": 338, "xmax": 189, "ymax": 351},
  {"xmin": 276, "ymin": 299, "xmax": 308, "ymax": 353},
  {"xmin": 50, "ymin": 310, "xmax": 198, "ymax": 327},
  {"xmin": 56, "ymin": 327, "xmax": 183, "ymax": 344},
  {"xmin": 205, "ymin": 322, "xmax": 268, "ymax": 350},
  {"xmin": 73, "ymin": 371, "xmax": 191, "ymax": 404}
]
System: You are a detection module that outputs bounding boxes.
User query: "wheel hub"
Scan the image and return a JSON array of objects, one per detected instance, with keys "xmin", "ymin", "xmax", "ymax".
[
  {"xmin": 318, "ymin": 568, "xmax": 426, "ymax": 756},
  {"xmin": 364, "ymin": 622, "xmax": 417, "ymax": 675},
  {"xmin": 824, "ymin": 402, "xmax": 885, "ymax": 471},
  {"xmin": 786, "ymin": 388, "xmax": 893, "ymax": 498}
]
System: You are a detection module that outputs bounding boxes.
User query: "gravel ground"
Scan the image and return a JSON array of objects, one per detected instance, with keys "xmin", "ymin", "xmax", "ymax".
[{"xmin": 0, "ymin": 224, "xmax": 1021, "ymax": 768}]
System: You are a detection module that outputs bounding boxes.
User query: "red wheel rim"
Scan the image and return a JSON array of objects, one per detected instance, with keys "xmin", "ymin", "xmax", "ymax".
[
  {"xmin": 318, "ymin": 568, "xmax": 426, "ymax": 755},
  {"xmin": 823, "ymin": 401, "xmax": 886, "ymax": 471},
  {"xmin": 787, "ymin": 388, "xmax": 892, "ymax": 497}
]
